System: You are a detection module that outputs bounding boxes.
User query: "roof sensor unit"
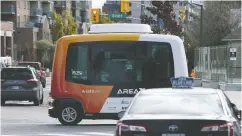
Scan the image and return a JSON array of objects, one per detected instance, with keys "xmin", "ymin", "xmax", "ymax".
[{"xmin": 89, "ymin": 24, "xmax": 153, "ymax": 34}]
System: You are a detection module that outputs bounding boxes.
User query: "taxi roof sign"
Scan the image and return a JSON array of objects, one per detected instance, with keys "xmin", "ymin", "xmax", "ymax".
[
  {"xmin": 89, "ymin": 24, "xmax": 153, "ymax": 34},
  {"xmin": 170, "ymin": 77, "xmax": 194, "ymax": 88}
]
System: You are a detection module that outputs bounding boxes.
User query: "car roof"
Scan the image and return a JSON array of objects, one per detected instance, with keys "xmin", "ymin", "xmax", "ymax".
[
  {"xmin": 1, "ymin": 66, "xmax": 34, "ymax": 70},
  {"xmin": 18, "ymin": 62, "xmax": 40, "ymax": 64},
  {"xmin": 139, "ymin": 87, "xmax": 219, "ymax": 96}
]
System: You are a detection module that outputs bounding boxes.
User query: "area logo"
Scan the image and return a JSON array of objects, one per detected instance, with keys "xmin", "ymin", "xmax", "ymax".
[{"xmin": 117, "ymin": 88, "xmax": 145, "ymax": 95}]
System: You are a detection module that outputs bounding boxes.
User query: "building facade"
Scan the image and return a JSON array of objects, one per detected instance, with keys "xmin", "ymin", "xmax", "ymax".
[
  {"xmin": 1, "ymin": 0, "xmax": 91, "ymax": 60},
  {"xmin": 70, "ymin": 1, "xmax": 91, "ymax": 33},
  {"xmin": 1, "ymin": 1, "xmax": 29, "ymax": 29},
  {"xmin": 53, "ymin": 1, "xmax": 71, "ymax": 14},
  {"xmin": 1, "ymin": 21, "xmax": 14, "ymax": 58}
]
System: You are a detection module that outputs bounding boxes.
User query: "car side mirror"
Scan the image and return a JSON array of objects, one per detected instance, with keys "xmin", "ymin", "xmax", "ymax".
[
  {"xmin": 231, "ymin": 103, "xmax": 237, "ymax": 109},
  {"xmin": 237, "ymin": 110, "xmax": 241, "ymax": 120},
  {"xmin": 231, "ymin": 103, "xmax": 241, "ymax": 119}
]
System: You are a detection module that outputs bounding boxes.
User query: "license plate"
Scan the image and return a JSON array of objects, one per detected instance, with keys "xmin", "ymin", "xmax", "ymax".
[
  {"xmin": 12, "ymin": 86, "xmax": 19, "ymax": 90},
  {"xmin": 162, "ymin": 134, "xmax": 185, "ymax": 136}
]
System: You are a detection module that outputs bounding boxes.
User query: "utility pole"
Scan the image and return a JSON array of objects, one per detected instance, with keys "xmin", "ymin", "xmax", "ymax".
[
  {"xmin": 157, "ymin": 15, "xmax": 160, "ymax": 34},
  {"xmin": 156, "ymin": 3, "xmax": 162, "ymax": 34},
  {"xmin": 200, "ymin": 5, "xmax": 203, "ymax": 47}
]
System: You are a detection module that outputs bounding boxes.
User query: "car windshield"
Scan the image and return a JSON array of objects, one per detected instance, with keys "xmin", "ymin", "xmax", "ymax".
[
  {"xmin": 65, "ymin": 41, "xmax": 174, "ymax": 87},
  {"xmin": 128, "ymin": 93, "xmax": 224, "ymax": 115},
  {"xmin": 1, "ymin": 68, "xmax": 34, "ymax": 80},
  {"xmin": 18, "ymin": 63, "xmax": 40, "ymax": 70}
]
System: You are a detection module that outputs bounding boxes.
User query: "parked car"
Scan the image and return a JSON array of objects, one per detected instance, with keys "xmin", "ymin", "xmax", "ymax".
[
  {"xmin": 17, "ymin": 62, "xmax": 46, "ymax": 88},
  {"xmin": 1, "ymin": 66, "xmax": 44, "ymax": 106}
]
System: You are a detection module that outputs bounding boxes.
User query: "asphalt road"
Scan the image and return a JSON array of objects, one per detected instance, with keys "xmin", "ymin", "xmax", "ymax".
[
  {"xmin": 1, "ymin": 77, "xmax": 241, "ymax": 136},
  {"xmin": 1, "ymin": 77, "xmax": 117, "ymax": 136}
]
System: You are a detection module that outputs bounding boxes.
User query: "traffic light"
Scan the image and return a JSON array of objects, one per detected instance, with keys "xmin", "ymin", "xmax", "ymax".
[
  {"xmin": 180, "ymin": 7, "xmax": 185, "ymax": 22},
  {"xmin": 91, "ymin": 8, "xmax": 100, "ymax": 23},
  {"xmin": 121, "ymin": 0, "xmax": 130, "ymax": 13}
]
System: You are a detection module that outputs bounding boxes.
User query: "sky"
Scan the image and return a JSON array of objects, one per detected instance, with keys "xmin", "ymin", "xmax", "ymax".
[{"xmin": 92, "ymin": 0, "xmax": 106, "ymax": 8}]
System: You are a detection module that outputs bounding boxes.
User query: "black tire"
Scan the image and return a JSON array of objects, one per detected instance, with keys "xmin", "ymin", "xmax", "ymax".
[
  {"xmin": 34, "ymin": 90, "xmax": 41, "ymax": 106},
  {"xmin": 58, "ymin": 104, "xmax": 83, "ymax": 126},
  {"xmin": 42, "ymin": 82, "xmax": 46, "ymax": 88},
  {"xmin": 33, "ymin": 99, "xmax": 40, "ymax": 106},
  {"xmin": 40, "ymin": 92, "xmax": 44, "ymax": 104}
]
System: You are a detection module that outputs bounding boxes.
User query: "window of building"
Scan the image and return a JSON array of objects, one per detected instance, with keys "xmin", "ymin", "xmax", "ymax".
[
  {"xmin": 17, "ymin": 16, "xmax": 20, "ymax": 27},
  {"xmin": 33, "ymin": 32, "xmax": 38, "ymax": 43},
  {"xmin": 24, "ymin": 15, "xmax": 27, "ymax": 22},
  {"xmin": 17, "ymin": 1, "xmax": 20, "ymax": 8},
  {"xmin": 27, "ymin": 1, "xmax": 29, "ymax": 9},
  {"xmin": 24, "ymin": 1, "xmax": 26, "ymax": 9},
  {"xmin": 72, "ymin": 9, "xmax": 76, "ymax": 17}
]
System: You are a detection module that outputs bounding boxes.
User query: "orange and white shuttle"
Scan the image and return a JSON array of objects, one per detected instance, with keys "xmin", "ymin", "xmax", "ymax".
[{"xmin": 48, "ymin": 24, "xmax": 188, "ymax": 125}]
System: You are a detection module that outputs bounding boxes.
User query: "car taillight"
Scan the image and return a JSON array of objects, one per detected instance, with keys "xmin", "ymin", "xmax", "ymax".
[
  {"xmin": 116, "ymin": 123, "xmax": 147, "ymax": 136},
  {"xmin": 26, "ymin": 79, "xmax": 39, "ymax": 85},
  {"xmin": 201, "ymin": 123, "xmax": 233, "ymax": 136}
]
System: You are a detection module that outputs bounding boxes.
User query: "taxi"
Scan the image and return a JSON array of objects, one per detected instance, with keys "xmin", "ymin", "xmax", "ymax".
[{"xmin": 115, "ymin": 77, "xmax": 241, "ymax": 136}]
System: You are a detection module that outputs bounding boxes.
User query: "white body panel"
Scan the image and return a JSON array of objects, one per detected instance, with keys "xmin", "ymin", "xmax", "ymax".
[
  {"xmin": 89, "ymin": 24, "xmax": 153, "ymax": 34},
  {"xmin": 100, "ymin": 97, "xmax": 134, "ymax": 113}
]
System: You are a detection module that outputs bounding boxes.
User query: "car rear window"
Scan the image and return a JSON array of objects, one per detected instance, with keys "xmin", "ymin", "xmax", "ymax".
[
  {"xmin": 18, "ymin": 63, "xmax": 40, "ymax": 70},
  {"xmin": 128, "ymin": 93, "xmax": 224, "ymax": 115},
  {"xmin": 1, "ymin": 68, "xmax": 34, "ymax": 80}
]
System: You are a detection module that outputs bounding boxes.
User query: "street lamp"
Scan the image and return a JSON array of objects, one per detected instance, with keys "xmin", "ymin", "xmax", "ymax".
[{"xmin": 190, "ymin": 2, "xmax": 203, "ymax": 47}]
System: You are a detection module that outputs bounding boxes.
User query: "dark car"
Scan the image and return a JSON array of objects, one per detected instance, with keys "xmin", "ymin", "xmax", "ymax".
[
  {"xmin": 17, "ymin": 62, "xmax": 46, "ymax": 88},
  {"xmin": 1, "ymin": 67, "xmax": 44, "ymax": 106},
  {"xmin": 116, "ymin": 88, "xmax": 241, "ymax": 136}
]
